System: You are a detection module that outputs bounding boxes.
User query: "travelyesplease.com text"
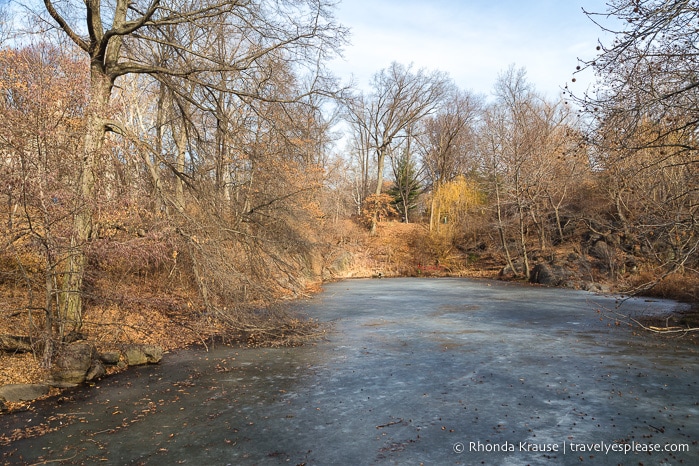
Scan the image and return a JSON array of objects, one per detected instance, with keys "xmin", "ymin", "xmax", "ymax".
[{"xmin": 453, "ymin": 440, "xmax": 690, "ymax": 455}]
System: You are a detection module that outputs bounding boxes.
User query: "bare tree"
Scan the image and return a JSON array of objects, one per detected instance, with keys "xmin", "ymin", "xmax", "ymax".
[
  {"xmin": 573, "ymin": 0, "xmax": 699, "ymax": 286},
  {"xmin": 418, "ymin": 87, "xmax": 483, "ymax": 231},
  {"xmin": 480, "ymin": 66, "xmax": 575, "ymax": 277},
  {"xmin": 346, "ymin": 62, "xmax": 449, "ymax": 234},
  {"xmin": 0, "ymin": 43, "xmax": 90, "ymax": 362},
  {"xmin": 487, "ymin": 66, "xmax": 541, "ymax": 277},
  {"xmin": 345, "ymin": 93, "xmax": 375, "ymax": 215},
  {"xmin": 36, "ymin": 0, "xmax": 346, "ymax": 336},
  {"xmin": 0, "ymin": 2, "xmax": 9, "ymax": 45},
  {"xmin": 480, "ymin": 103, "xmax": 518, "ymax": 275}
]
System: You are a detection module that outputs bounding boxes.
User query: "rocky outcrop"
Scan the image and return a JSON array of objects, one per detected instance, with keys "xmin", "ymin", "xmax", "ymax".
[
  {"xmin": 48, "ymin": 342, "xmax": 162, "ymax": 388},
  {"xmin": 0, "ymin": 343, "xmax": 164, "ymax": 407},
  {"xmin": 323, "ymin": 251, "xmax": 354, "ymax": 279}
]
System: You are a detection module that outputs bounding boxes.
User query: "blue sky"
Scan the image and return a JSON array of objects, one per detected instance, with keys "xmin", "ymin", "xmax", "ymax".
[{"xmin": 329, "ymin": 0, "xmax": 615, "ymax": 100}]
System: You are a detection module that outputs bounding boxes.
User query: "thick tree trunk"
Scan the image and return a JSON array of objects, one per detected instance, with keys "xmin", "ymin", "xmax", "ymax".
[{"xmin": 58, "ymin": 66, "xmax": 112, "ymax": 337}]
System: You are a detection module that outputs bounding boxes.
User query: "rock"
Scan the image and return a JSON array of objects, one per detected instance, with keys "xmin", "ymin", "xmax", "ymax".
[
  {"xmin": 63, "ymin": 331, "xmax": 85, "ymax": 344},
  {"xmin": 590, "ymin": 240, "xmax": 612, "ymax": 261},
  {"xmin": 563, "ymin": 280, "xmax": 582, "ymax": 289},
  {"xmin": 498, "ymin": 265, "xmax": 517, "ymax": 280},
  {"xmin": 0, "ymin": 334, "xmax": 35, "ymax": 353},
  {"xmin": 529, "ymin": 263, "xmax": 558, "ymax": 286},
  {"xmin": 99, "ymin": 351, "xmax": 121, "ymax": 365},
  {"xmin": 124, "ymin": 345, "xmax": 163, "ymax": 366},
  {"xmin": 624, "ymin": 257, "xmax": 639, "ymax": 274},
  {"xmin": 50, "ymin": 342, "xmax": 95, "ymax": 387},
  {"xmin": 0, "ymin": 383, "xmax": 50, "ymax": 402},
  {"xmin": 326, "ymin": 251, "xmax": 354, "ymax": 277},
  {"xmin": 597, "ymin": 283, "xmax": 612, "ymax": 293},
  {"xmin": 582, "ymin": 282, "xmax": 611, "ymax": 293},
  {"xmin": 86, "ymin": 359, "xmax": 106, "ymax": 382},
  {"xmin": 582, "ymin": 281, "xmax": 600, "ymax": 292}
]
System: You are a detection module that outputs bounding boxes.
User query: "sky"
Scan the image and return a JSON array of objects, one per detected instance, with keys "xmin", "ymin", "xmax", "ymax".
[{"xmin": 328, "ymin": 0, "xmax": 616, "ymax": 100}]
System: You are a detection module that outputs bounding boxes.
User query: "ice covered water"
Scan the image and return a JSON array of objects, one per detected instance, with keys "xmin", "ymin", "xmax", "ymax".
[{"xmin": 2, "ymin": 278, "xmax": 697, "ymax": 465}]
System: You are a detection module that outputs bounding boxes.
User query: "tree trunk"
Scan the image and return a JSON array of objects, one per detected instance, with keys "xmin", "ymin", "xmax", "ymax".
[
  {"xmin": 529, "ymin": 207, "xmax": 546, "ymax": 250},
  {"xmin": 58, "ymin": 65, "xmax": 112, "ymax": 337},
  {"xmin": 173, "ymin": 124, "xmax": 187, "ymax": 212},
  {"xmin": 494, "ymin": 179, "xmax": 516, "ymax": 275},
  {"xmin": 518, "ymin": 202, "xmax": 531, "ymax": 278},
  {"xmin": 370, "ymin": 147, "xmax": 387, "ymax": 235}
]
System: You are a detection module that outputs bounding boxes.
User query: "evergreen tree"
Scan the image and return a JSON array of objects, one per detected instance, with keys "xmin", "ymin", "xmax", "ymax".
[{"xmin": 389, "ymin": 148, "xmax": 422, "ymax": 223}]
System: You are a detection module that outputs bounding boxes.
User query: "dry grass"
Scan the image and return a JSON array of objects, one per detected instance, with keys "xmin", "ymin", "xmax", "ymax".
[
  {"xmin": 627, "ymin": 272, "xmax": 699, "ymax": 303},
  {"xmin": 327, "ymin": 220, "xmax": 492, "ymax": 278}
]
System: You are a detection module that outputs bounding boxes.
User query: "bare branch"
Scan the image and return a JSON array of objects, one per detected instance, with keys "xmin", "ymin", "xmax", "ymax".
[{"xmin": 42, "ymin": 0, "xmax": 89, "ymax": 51}]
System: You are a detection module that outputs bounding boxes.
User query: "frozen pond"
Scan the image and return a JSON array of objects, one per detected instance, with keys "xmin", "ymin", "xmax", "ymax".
[{"xmin": 2, "ymin": 278, "xmax": 698, "ymax": 465}]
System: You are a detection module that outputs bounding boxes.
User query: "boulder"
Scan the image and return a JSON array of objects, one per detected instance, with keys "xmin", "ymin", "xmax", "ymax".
[
  {"xmin": 50, "ymin": 342, "xmax": 95, "ymax": 387},
  {"xmin": 530, "ymin": 262, "xmax": 573, "ymax": 286},
  {"xmin": 0, "ymin": 383, "xmax": 50, "ymax": 402},
  {"xmin": 529, "ymin": 263, "xmax": 559, "ymax": 286},
  {"xmin": 99, "ymin": 351, "xmax": 122, "ymax": 365},
  {"xmin": 583, "ymin": 281, "xmax": 612, "ymax": 293},
  {"xmin": 86, "ymin": 359, "xmax": 106, "ymax": 382},
  {"xmin": 124, "ymin": 344, "xmax": 163, "ymax": 366}
]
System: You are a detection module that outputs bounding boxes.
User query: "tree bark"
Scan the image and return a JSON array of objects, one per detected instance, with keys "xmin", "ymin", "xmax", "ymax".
[
  {"xmin": 58, "ymin": 65, "xmax": 112, "ymax": 337},
  {"xmin": 370, "ymin": 146, "xmax": 387, "ymax": 235}
]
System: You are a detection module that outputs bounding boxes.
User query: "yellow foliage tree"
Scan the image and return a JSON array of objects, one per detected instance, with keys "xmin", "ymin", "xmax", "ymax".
[{"xmin": 429, "ymin": 176, "xmax": 483, "ymax": 233}]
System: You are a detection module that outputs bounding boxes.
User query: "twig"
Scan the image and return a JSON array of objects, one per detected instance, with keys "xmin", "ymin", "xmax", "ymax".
[
  {"xmin": 595, "ymin": 302, "xmax": 699, "ymax": 335},
  {"xmin": 28, "ymin": 452, "xmax": 78, "ymax": 465},
  {"xmin": 376, "ymin": 418, "xmax": 404, "ymax": 429}
]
